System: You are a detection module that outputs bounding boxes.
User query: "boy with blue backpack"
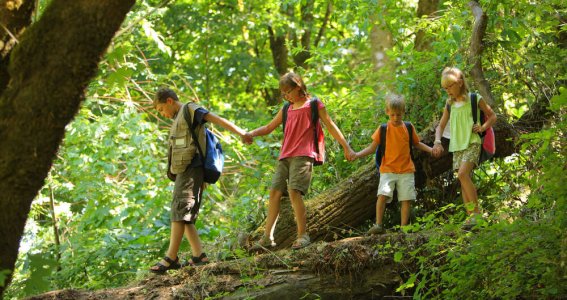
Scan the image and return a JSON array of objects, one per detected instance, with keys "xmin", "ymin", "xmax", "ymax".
[
  {"xmin": 150, "ymin": 87, "xmax": 251, "ymax": 274},
  {"xmin": 352, "ymin": 94, "xmax": 432, "ymax": 234}
]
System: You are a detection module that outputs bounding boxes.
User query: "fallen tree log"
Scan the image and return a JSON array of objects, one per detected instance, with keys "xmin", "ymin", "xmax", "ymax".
[{"xmin": 26, "ymin": 233, "xmax": 428, "ymax": 300}]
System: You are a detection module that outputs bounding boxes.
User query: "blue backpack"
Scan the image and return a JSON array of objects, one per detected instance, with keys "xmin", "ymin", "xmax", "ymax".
[
  {"xmin": 375, "ymin": 121, "xmax": 414, "ymax": 173},
  {"xmin": 183, "ymin": 104, "xmax": 224, "ymax": 184}
]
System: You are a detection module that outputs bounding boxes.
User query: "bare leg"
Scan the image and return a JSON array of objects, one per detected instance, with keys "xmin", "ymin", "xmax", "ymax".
[
  {"xmin": 264, "ymin": 189, "xmax": 284, "ymax": 240},
  {"xmin": 457, "ymin": 161, "xmax": 480, "ymax": 215},
  {"xmin": 376, "ymin": 195, "xmax": 388, "ymax": 225},
  {"xmin": 289, "ymin": 189, "xmax": 307, "ymax": 237},
  {"xmin": 183, "ymin": 224, "xmax": 202, "ymax": 256},
  {"xmin": 400, "ymin": 201, "xmax": 411, "ymax": 226},
  {"xmin": 150, "ymin": 221, "xmax": 184, "ymax": 270}
]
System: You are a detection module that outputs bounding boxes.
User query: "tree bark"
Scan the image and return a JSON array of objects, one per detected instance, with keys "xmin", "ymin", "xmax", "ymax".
[
  {"xmin": 26, "ymin": 233, "xmax": 425, "ymax": 299},
  {"xmin": 414, "ymin": 0, "xmax": 440, "ymax": 51},
  {"xmin": 0, "ymin": 0, "xmax": 37, "ymax": 92},
  {"xmin": 468, "ymin": 1, "xmax": 495, "ymax": 106},
  {"xmin": 0, "ymin": 0, "xmax": 135, "ymax": 295}
]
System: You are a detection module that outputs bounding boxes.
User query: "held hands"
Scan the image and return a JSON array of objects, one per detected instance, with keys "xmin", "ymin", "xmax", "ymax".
[
  {"xmin": 241, "ymin": 132, "xmax": 253, "ymax": 145},
  {"xmin": 432, "ymin": 143, "xmax": 444, "ymax": 158},
  {"xmin": 344, "ymin": 146, "xmax": 356, "ymax": 161}
]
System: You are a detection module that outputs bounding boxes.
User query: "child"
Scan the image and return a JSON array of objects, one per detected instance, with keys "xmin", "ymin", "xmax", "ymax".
[
  {"xmin": 432, "ymin": 67, "xmax": 496, "ymax": 229},
  {"xmin": 246, "ymin": 72, "xmax": 355, "ymax": 249},
  {"xmin": 150, "ymin": 87, "xmax": 251, "ymax": 274},
  {"xmin": 352, "ymin": 94, "xmax": 432, "ymax": 234}
]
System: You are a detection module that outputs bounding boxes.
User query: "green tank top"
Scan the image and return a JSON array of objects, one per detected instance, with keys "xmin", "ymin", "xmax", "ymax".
[{"xmin": 448, "ymin": 95, "xmax": 481, "ymax": 152}]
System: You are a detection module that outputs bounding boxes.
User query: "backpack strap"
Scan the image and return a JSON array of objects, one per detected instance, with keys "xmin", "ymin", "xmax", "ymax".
[
  {"xmin": 310, "ymin": 98, "xmax": 320, "ymax": 156},
  {"xmin": 404, "ymin": 121, "xmax": 415, "ymax": 162},
  {"xmin": 470, "ymin": 92, "xmax": 488, "ymax": 137},
  {"xmin": 183, "ymin": 104, "xmax": 206, "ymax": 165},
  {"xmin": 375, "ymin": 123, "xmax": 387, "ymax": 170},
  {"xmin": 281, "ymin": 102, "xmax": 291, "ymax": 133},
  {"xmin": 470, "ymin": 92, "xmax": 478, "ymax": 124}
]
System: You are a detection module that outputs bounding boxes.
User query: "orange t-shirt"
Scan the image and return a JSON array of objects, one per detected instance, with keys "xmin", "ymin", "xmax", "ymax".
[{"xmin": 371, "ymin": 121, "xmax": 420, "ymax": 174}]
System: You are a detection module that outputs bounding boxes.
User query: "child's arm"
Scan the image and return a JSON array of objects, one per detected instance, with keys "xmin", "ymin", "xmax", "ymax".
[
  {"xmin": 204, "ymin": 112, "xmax": 247, "ymax": 138},
  {"xmin": 317, "ymin": 107, "xmax": 355, "ymax": 160},
  {"xmin": 247, "ymin": 109, "xmax": 283, "ymax": 138},
  {"xmin": 354, "ymin": 140, "xmax": 379, "ymax": 160},
  {"xmin": 415, "ymin": 142, "xmax": 432, "ymax": 155},
  {"xmin": 432, "ymin": 104, "xmax": 449, "ymax": 157},
  {"xmin": 473, "ymin": 99, "xmax": 497, "ymax": 133}
]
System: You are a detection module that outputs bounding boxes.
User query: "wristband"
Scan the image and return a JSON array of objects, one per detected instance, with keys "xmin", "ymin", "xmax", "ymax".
[{"xmin": 434, "ymin": 140, "xmax": 442, "ymax": 145}]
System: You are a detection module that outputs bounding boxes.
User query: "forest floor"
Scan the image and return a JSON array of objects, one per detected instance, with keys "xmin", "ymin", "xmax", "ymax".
[{"xmin": 25, "ymin": 232, "xmax": 431, "ymax": 300}]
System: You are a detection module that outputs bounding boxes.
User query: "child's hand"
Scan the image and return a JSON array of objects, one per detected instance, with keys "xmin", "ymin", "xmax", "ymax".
[
  {"xmin": 432, "ymin": 144, "xmax": 444, "ymax": 157},
  {"xmin": 472, "ymin": 124, "xmax": 484, "ymax": 133},
  {"xmin": 345, "ymin": 147, "xmax": 356, "ymax": 161},
  {"xmin": 242, "ymin": 132, "xmax": 253, "ymax": 145}
]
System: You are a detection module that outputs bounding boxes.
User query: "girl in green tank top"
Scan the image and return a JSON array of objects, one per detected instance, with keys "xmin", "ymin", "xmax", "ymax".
[{"xmin": 431, "ymin": 67, "xmax": 497, "ymax": 229}]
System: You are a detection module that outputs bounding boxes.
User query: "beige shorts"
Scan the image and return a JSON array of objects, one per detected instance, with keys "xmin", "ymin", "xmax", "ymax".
[
  {"xmin": 377, "ymin": 173, "xmax": 416, "ymax": 203},
  {"xmin": 271, "ymin": 156, "xmax": 314, "ymax": 195},
  {"xmin": 452, "ymin": 143, "xmax": 480, "ymax": 170}
]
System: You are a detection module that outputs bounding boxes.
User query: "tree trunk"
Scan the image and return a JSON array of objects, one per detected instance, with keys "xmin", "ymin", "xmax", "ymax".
[
  {"xmin": 0, "ymin": 0, "xmax": 37, "ymax": 91},
  {"xmin": 0, "ymin": 0, "xmax": 135, "ymax": 295},
  {"xmin": 415, "ymin": 0, "xmax": 440, "ymax": 51}
]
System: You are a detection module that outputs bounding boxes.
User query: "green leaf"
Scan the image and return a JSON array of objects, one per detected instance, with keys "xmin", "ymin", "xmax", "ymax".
[{"xmin": 394, "ymin": 252, "xmax": 403, "ymax": 262}]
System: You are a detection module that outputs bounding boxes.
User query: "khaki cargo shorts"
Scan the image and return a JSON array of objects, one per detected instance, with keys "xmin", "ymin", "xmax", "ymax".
[
  {"xmin": 172, "ymin": 167, "xmax": 204, "ymax": 224},
  {"xmin": 271, "ymin": 156, "xmax": 314, "ymax": 195}
]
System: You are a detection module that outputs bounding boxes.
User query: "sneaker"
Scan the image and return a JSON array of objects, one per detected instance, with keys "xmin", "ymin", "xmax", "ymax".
[
  {"xmin": 291, "ymin": 234, "xmax": 311, "ymax": 250},
  {"xmin": 249, "ymin": 235, "xmax": 275, "ymax": 251},
  {"xmin": 367, "ymin": 224, "xmax": 385, "ymax": 235}
]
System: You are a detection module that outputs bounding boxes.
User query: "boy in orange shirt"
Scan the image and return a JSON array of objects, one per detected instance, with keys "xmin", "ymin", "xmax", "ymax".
[{"xmin": 353, "ymin": 95, "xmax": 432, "ymax": 234}]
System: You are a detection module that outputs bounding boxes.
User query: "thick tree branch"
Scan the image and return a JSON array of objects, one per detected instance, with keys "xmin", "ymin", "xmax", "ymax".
[{"xmin": 468, "ymin": 0, "xmax": 495, "ymax": 106}]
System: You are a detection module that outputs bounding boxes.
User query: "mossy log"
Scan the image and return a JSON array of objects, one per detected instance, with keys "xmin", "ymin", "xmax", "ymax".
[{"xmin": 26, "ymin": 233, "xmax": 429, "ymax": 300}]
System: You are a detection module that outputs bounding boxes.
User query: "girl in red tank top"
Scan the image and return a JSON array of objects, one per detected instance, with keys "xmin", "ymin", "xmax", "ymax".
[{"xmin": 245, "ymin": 72, "xmax": 355, "ymax": 250}]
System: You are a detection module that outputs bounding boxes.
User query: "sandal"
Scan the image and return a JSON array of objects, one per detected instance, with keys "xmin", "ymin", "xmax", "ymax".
[
  {"xmin": 149, "ymin": 256, "xmax": 181, "ymax": 274},
  {"xmin": 291, "ymin": 234, "xmax": 311, "ymax": 250},
  {"xmin": 183, "ymin": 252, "xmax": 209, "ymax": 267}
]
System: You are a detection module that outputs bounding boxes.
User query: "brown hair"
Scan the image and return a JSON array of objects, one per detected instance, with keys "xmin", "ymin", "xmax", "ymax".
[
  {"xmin": 279, "ymin": 72, "xmax": 308, "ymax": 97},
  {"xmin": 385, "ymin": 93, "xmax": 405, "ymax": 112},
  {"xmin": 442, "ymin": 67, "xmax": 469, "ymax": 105},
  {"xmin": 154, "ymin": 87, "xmax": 178, "ymax": 106}
]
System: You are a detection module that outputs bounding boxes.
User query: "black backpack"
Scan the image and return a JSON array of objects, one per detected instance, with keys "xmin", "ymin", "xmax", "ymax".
[
  {"xmin": 374, "ymin": 121, "xmax": 415, "ymax": 173},
  {"xmin": 282, "ymin": 97, "xmax": 325, "ymax": 165}
]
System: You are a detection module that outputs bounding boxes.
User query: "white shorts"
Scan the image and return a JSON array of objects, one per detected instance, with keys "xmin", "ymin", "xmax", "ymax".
[{"xmin": 377, "ymin": 173, "xmax": 416, "ymax": 203}]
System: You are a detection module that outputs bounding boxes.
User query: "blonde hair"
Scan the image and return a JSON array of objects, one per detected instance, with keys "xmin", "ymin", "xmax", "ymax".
[
  {"xmin": 279, "ymin": 72, "xmax": 308, "ymax": 97},
  {"xmin": 442, "ymin": 67, "xmax": 469, "ymax": 104},
  {"xmin": 385, "ymin": 93, "xmax": 405, "ymax": 112}
]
